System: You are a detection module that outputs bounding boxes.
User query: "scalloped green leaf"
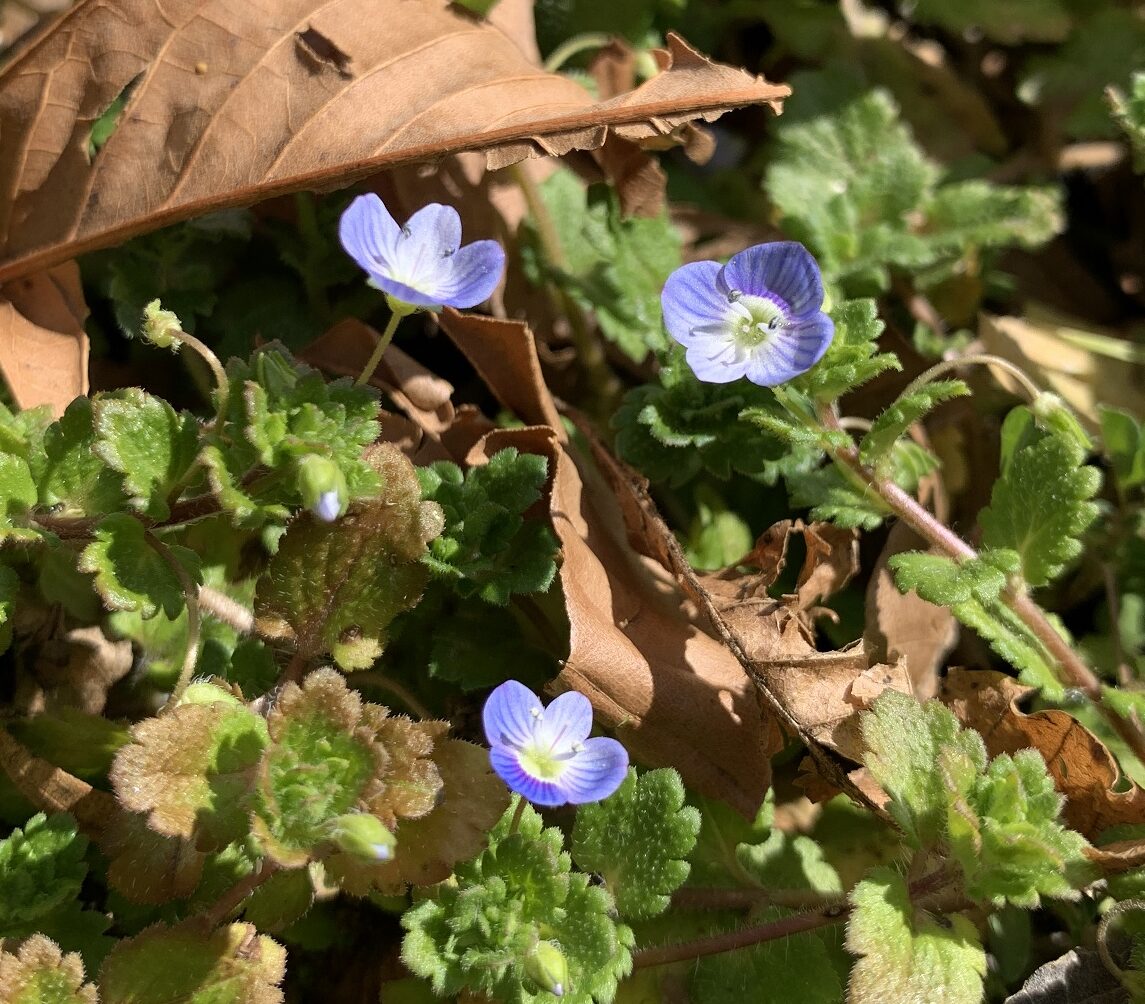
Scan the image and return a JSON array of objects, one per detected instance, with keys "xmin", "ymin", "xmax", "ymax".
[
  {"xmin": 846, "ymin": 867, "xmax": 986, "ymax": 1004},
  {"xmin": 78, "ymin": 514, "xmax": 201, "ymax": 618},
  {"xmin": 39, "ymin": 397, "xmax": 127, "ymax": 516},
  {"xmin": 980, "ymin": 412, "xmax": 1101, "ymax": 588},
  {"xmin": 571, "ymin": 768, "xmax": 700, "ymax": 920},
  {"xmin": 0, "ymin": 936, "xmax": 98, "ymax": 1004},
  {"xmin": 93, "ymin": 388, "xmax": 200, "ymax": 520},
  {"xmin": 859, "ymin": 379, "xmax": 970, "ymax": 466},
  {"xmin": 0, "ymin": 814, "xmax": 88, "ymax": 932},
  {"xmin": 109, "ymin": 687, "xmax": 269, "ymax": 851},
  {"xmin": 97, "ymin": 922, "xmax": 286, "ymax": 1004},
  {"xmin": 255, "ymin": 445, "xmax": 437, "ymax": 669}
]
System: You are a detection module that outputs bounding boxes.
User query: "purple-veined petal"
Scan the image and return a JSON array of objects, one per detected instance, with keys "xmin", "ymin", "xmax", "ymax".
[
  {"xmin": 685, "ymin": 339, "xmax": 750, "ymax": 383},
  {"xmin": 368, "ymin": 274, "xmax": 450, "ymax": 309},
  {"xmin": 660, "ymin": 260, "xmax": 728, "ymax": 346},
  {"xmin": 741, "ymin": 313, "xmax": 834, "ymax": 386},
  {"xmin": 532, "ymin": 690, "xmax": 594, "ymax": 753},
  {"xmin": 389, "ymin": 203, "xmax": 464, "ymax": 291},
  {"xmin": 432, "ymin": 239, "xmax": 506, "ymax": 307},
  {"xmin": 490, "ymin": 745, "xmax": 568, "ymax": 806},
  {"xmin": 339, "ymin": 194, "xmax": 402, "ymax": 277},
  {"xmin": 483, "ymin": 680, "xmax": 543, "ymax": 751},
  {"xmin": 719, "ymin": 242, "xmax": 824, "ymax": 316},
  {"xmin": 555, "ymin": 737, "xmax": 629, "ymax": 804}
]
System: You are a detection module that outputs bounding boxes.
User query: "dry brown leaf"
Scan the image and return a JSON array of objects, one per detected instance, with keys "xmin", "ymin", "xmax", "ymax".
[
  {"xmin": 14, "ymin": 623, "xmax": 133, "ymax": 716},
  {"xmin": 0, "ymin": 262, "xmax": 88, "ymax": 415},
  {"xmin": 940, "ymin": 668, "xmax": 1145, "ymax": 839},
  {"xmin": 865, "ymin": 522, "xmax": 958, "ymax": 701},
  {"xmin": 979, "ymin": 307, "xmax": 1145, "ymax": 425},
  {"xmin": 436, "ymin": 309, "xmax": 776, "ymax": 817},
  {"xmin": 0, "ymin": 0, "xmax": 788, "ymax": 280}
]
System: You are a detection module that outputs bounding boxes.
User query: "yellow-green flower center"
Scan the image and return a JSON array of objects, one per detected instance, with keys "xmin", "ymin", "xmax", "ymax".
[{"xmin": 730, "ymin": 293, "xmax": 786, "ymax": 348}]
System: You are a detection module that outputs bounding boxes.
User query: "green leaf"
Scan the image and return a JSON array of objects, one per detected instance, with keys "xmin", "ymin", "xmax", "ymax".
[
  {"xmin": 1110, "ymin": 72, "xmax": 1145, "ymax": 172},
  {"xmin": 888, "ymin": 550, "xmax": 1013, "ymax": 607},
  {"xmin": 39, "ymin": 398, "xmax": 127, "ymax": 516},
  {"xmin": 684, "ymin": 487, "xmax": 754, "ymax": 570},
  {"xmin": 859, "ymin": 380, "xmax": 970, "ymax": 466},
  {"xmin": 787, "ymin": 465, "xmax": 891, "ymax": 530},
  {"xmin": 0, "ymin": 814, "xmax": 88, "ymax": 933},
  {"xmin": 523, "ymin": 168, "xmax": 681, "ymax": 362},
  {"xmin": 109, "ymin": 684, "xmax": 269, "ymax": 851},
  {"xmin": 255, "ymin": 445, "xmax": 437, "ymax": 669},
  {"xmin": 943, "ymin": 747, "xmax": 1092, "ymax": 907},
  {"xmin": 97, "ymin": 922, "xmax": 286, "ymax": 1004},
  {"xmin": 689, "ymin": 908, "xmax": 842, "ymax": 1004},
  {"xmin": 571, "ymin": 768, "xmax": 700, "ymax": 920},
  {"xmin": 78, "ymin": 514, "xmax": 200, "ymax": 618},
  {"xmin": 767, "ymin": 84, "xmax": 1062, "ymax": 296},
  {"xmin": 93, "ymin": 388, "xmax": 200, "ymax": 519},
  {"xmin": 846, "ymin": 867, "xmax": 986, "ymax": 1004},
  {"xmin": 862, "ymin": 691, "xmax": 987, "ymax": 849},
  {"xmin": 0, "ymin": 453, "xmax": 40, "ymax": 543},
  {"xmin": 903, "ymin": 0, "xmax": 1070, "ymax": 43},
  {"xmin": 790, "ymin": 298, "xmax": 898, "ymax": 402},
  {"xmin": 1100, "ymin": 405, "xmax": 1145, "ymax": 490},
  {"xmin": 735, "ymin": 792, "xmax": 842, "ymax": 895},
  {"xmin": 0, "ymin": 935, "xmax": 98, "ymax": 1004},
  {"xmin": 979, "ymin": 410, "xmax": 1101, "ymax": 587},
  {"xmin": 0, "ymin": 562, "xmax": 18, "ymax": 653},
  {"xmin": 419, "ymin": 448, "xmax": 558, "ymax": 606},
  {"xmin": 403, "ymin": 798, "xmax": 633, "ymax": 1003}
]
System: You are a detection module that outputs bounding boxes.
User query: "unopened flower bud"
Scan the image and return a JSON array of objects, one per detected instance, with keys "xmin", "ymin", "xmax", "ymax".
[
  {"xmin": 297, "ymin": 455, "xmax": 348, "ymax": 523},
  {"xmin": 525, "ymin": 940, "xmax": 569, "ymax": 997},
  {"xmin": 327, "ymin": 813, "xmax": 396, "ymax": 862},
  {"xmin": 141, "ymin": 299, "xmax": 184, "ymax": 350},
  {"xmin": 1031, "ymin": 391, "xmax": 1092, "ymax": 451}
]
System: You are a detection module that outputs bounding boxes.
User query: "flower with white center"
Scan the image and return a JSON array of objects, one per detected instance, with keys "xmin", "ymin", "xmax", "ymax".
[
  {"xmin": 339, "ymin": 194, "xmax": 505, "ymax": 311},
  {"xmin": 482, "ymin": 680, "xmax": 628, "ymax": 807},
  {"xmin": 660, "ymin": 241, "xmax": 834, "ymax": 386}
]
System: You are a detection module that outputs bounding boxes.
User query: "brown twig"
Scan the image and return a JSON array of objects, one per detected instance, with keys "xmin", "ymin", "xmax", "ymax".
[{"xmin": 197, "ymin": 860, "xmax": 282, "ymax": 930}]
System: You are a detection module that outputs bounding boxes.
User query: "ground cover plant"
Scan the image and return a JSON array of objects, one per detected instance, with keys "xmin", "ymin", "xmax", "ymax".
[{"xmin": 0, "ymin": 0, "xmax": 1144, "ymax": 1001}]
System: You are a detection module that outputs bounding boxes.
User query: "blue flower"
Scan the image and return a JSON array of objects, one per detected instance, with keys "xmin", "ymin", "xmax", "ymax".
[
  {"xmin": 339, "ymin": 194, "xmax": 506, "ymax": 310},
  {"xmin": 661, "ymin": 241, "xmax": 834, "ymax": 386},
  {"xmin": 483, "ymin": 680, "xmax": 628, "ymax": 807}
]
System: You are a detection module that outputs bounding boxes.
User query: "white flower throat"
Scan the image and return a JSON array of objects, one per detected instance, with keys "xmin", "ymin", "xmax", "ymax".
[{"xmin": 727, "ymin": 292, "xmax": 786, "ymax": 347}]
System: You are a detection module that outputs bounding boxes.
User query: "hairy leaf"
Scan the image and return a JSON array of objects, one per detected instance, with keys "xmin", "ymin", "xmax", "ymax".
[
  {"xmin": 979, "ymin": 410, "xmax": 1101, "ymax": 588},
  {"xmin": 0, "ymin": 935, "xmax": 98, "ymax": 1004},
  {"xmin": 846, "ymin": 867, "xmax": 986, "ymax": 1004},
  {"xmin": 571, "ymin": 768, "xmax": 700, "ymax": 920},
  {"xmin": 860, "ymin": 380, "xmax": 970, "ymax": 466},
  {"xmin": 0, "ymin": 814, "xmax": 88, "ymax": 932},
  {"xmin": 97, "ymin": 922, "xmax": 286, "ymax": 1004},
  {"xmin": 1110, "ymin": 72, "xmax": 1145, "ymax": 171},
  {"xmin": 790, "ymin": 298, "xmax": 897, "ymax": 402},
  {"xmin": 39, "ymin": 398, "xmax": 126, "ymax": 516}
]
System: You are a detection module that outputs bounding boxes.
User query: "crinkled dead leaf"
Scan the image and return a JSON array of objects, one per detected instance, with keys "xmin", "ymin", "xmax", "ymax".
[
  {"xmin": 109, "ymin": 692, "xmax": 269, "ymax": 851},
  {"xmin": 327, "ymin": 738, "xmax": 508, "ymax": 895},
  {"xmin": 940, "ymin": 668, "xmax": 1145, "ymax": 839},
  {"xmin": 15, "ymin": 623, "xmax": 133, "ymax": 716},
  {"xmin": 254, "ymin": 445, "xmax": 440, "ymax": 669},
  {"xmin": 0, "ymin": 934, "xmax": 98, "ymax": 1004},
  {"xmin": 437, "ymin": 309, "xmax": 777, "ymax": 817},
  {"xmin": 865, "ymin": 523, "xmax": 958, "ymax": 701},
  {"xmin": 0, "ymin": 263, "xmax": 87, "ymax": 416},
  {"xmin": 0, "ymin": 0, "xmax": 788, "ymax": 280},
  {"xmin": 97, "ymin": 922, "xmax": 286, "ymax": 1004}
]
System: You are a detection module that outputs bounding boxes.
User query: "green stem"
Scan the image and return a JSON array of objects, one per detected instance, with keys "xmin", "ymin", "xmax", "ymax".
[
  {"xmin": 543, "ymin": 32, "xmax": 614, "ymax": 73},
  {"xmin": 508, "ymin": 795, "xmax": 528, "ymax": 835},
  {"xmin": 198, "ymin": 860, "xmax": 282, "ymax": 930},
  {"xmin": 809, "ymin": 402, "xmax": 1145, "ymax": 767},
  {"xmin": 150, "ymin": 532, "xmax": 202, "ymax": 711},
  {"xmin": 896, "ymin": 352, "xmax": 1042, "ymax": 406},
  {"xmin": 510, "ymin": 162, "xmax": 621, "ymax": 421},
  {"xmin": 354, "ymin": 308, "xmax": 405, "ymax": 388}
]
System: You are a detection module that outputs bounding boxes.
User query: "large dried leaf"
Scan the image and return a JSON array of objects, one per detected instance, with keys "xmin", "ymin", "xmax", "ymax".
[
  {"xmin": 0, "ymin": 262, "xmax": 88, "ymax": 415},
  {"xmin": 436, "ymin": 309, "xmax": 777, "ymax": 817},
  {"xmin": 0, "ymin": 0, "xmax": 788, "ymax": 280},
  {"xmin": 940, "ymin": 668, "xmax": 1145, "ymax": 839}
]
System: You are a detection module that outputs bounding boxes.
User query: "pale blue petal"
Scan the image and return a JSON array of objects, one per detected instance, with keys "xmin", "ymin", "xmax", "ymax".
[
  {"xmin": 741, "ymin": 312, "xmax": 835, "ymax": 386},
  {"xmin": 483, "ymin": 680, "xmax": 542, "ymax": 751},
  {"xmin": 312, "ymin": 490, "xmax": 342, "ymax": 523},
  {"xmin": 660, "ymin": 261, "xmax": 728, "ymax": 346},
  {"xmin": 557, "ymin": 737, "xmax": 629, "ymax": 804},
  {"xmin": 720, "ymin": 242, "xmax": 824, "ymax": 316},
  {"xmin": 339, "ymin": 194, "xmax": 402, "ymax": 278},
  {"xmin": 433, "ymin": 239, "xmax": 506, "ymax": 307},
  {"xmin": 490, "ymin": 745, "xmax": 567, "ymax": 806},
  {"xmin": 368, "ymin": 274, "xmax": 450, "ymax": 309},
  {"xmin": 391, "ymin": 203, "xmax": 463, "ymax": 291},
  {"xmin": 685, "ymin": 339, "xmax": 750, "ymax": 383},
  {"xmin": 533, "ymin": 690, "xmax": 593, "ymax": 752}
]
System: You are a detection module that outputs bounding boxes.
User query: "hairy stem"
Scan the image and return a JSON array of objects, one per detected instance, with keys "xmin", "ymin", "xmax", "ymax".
[
  {"xmin": 350, "ymin": 671, "xmax": 432, "ymax": 720},
  {"xmin": 543, "ymin": 32, "xmax": 614, "ymax": 72},
  {"xmin": 671, "ymin": 886, "xmax": 845, "ymax": 912},
  {"xmin": 172, "ymin": 328, "xmax": 230, "ymax": 427},
  {"xmin": 510, "ymin": 162, "xmax": 621, "ymax": 421},
  {"xmin": 815, "ymin": 405, "xmax": 1145, "ymax": 764},
  {"xmin": 198, "ymin": 860, "xmax": 282, "ymax": 930},
  {"xmin": 151, "ymin": 532, "xmax": 202, "ymax": 711},
  {"xmin": 198, "ymin": 585, "xmax": 255, "ymax": 635},
  {"xmin": 896, "ymin": 352, "xmax": 1042, "ymax": 406},
  {"xmin": 354, "ymin": 306, "xmax": 405, "ymax": 388}
]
